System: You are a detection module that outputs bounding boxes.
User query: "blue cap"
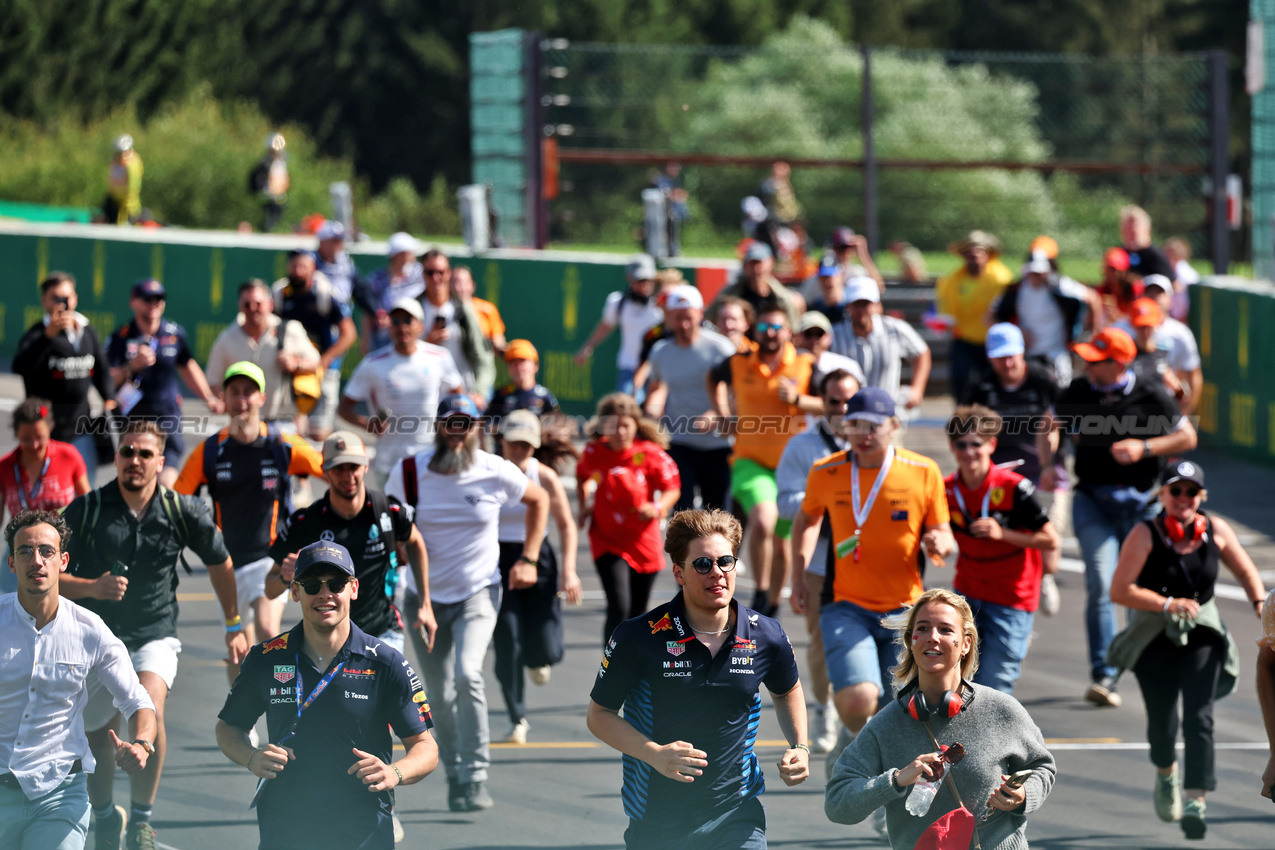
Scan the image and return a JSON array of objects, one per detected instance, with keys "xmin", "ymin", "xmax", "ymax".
[
  {"xmin": 985, "ymin": 323, "xmax": 1025, "ymax": 359},
  {"xmin": 743, "ymin": 241, "xmax": 773, "ymax": 262},
  {"xmin": 294, "ymin": 541, "xmax": 355, "ymax": 578},
  {"xmin": 131, "ymin": 278, "xmax": 166, "ymax": 299},
  {"xmin": 437, "ymin": 393, "xmax": 480, "ymax": 420},
  {"xmin": 844, "ymin": 387, "xmax": 895, "ymax": 424}
]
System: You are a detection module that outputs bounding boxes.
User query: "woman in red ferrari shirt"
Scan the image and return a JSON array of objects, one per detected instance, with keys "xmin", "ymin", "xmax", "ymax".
[
  {"xmin": 577, "ymin": 393, "xmax": 681, "ymax": 643},
  {"xmin": 0, "ymin": 397, "xmax": 90, "ymax": 592}
]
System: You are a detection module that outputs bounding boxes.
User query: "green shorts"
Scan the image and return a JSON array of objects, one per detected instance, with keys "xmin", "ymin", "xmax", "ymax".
[{"xmin": 730, "ymin": 458, "xmax": 792, "ymax": 538}]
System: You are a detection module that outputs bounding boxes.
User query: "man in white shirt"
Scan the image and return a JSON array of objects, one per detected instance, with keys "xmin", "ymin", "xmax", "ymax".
[
  {"xmin": 828, "ymin": 276, "xmax": 930, "ymax": 416},
  {"xmin": 794, "ymin": 311, "xmax": 865, "ymax": 393},
  {"xmin": 1137, "ymin": 276, "xmax": 1203, "ymax": 415},
  {"xmin": 1, "ymin": 509, "xmax": 155, "ymax": 850},
  {"xmin": 994, "ymin": 251, "xmax": 1097, "ymax": 387},
  {"xmin": 574, "ymin": 255, "xmax": 664, "ymax": 396},
  {"xmin": 385, "ymin": 395, "xmax": 549, "ymax": 813},
  {"xmin": 338, "ymin": 298, "xmax": 463, "ymax": 488}
]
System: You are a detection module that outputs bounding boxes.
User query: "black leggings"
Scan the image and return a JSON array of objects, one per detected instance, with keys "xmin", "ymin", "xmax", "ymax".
[
  {"xmin": 595, "ymin": 553, "xmax": 658, "ymax": 644},
  {"xmin": 494, "ymin": 540, "xmax": 563, "ymax": 724},
  {"xmin": 1132, "ymin": 628, "xmax": 1226, "ymax": 790}
]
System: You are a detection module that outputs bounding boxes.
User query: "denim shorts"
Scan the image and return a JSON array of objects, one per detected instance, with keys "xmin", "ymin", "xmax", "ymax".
[{"xmin": 820, "ymin": 600, "xmax": 906, "ymax": 698}]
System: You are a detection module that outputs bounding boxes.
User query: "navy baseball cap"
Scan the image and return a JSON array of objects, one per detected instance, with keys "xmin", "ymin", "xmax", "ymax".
[
  {"xmin": 294, "ymin": 541, "xmax": 355, "ymax": 578},
  {"xmin": 1162, "ymin": 459, "xmax": 1205, "ymax": 489},
  {"xmin": 437, "ymin": 394, "xmax": 480, "ymax": 421},
  {"xmin": 131, "ymin": 278, "xmax": 166, "ymax": 299},
  {"xmin": 844, "ymin": 387, "xmax": 895, "ymax": 424}
]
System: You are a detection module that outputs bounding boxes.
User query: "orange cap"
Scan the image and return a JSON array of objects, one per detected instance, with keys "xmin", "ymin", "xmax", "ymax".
[
  {"xmin": 1029, "ymin": 235, "xmax": 1059, "ymax": 260},
  {"xmin": 1104, "ymin": 247, "xmax": 1130, "ymax": 271},
  {"xmin": 1128, "ymin": 298, "xmax": 1162, "ymax": 328},
  {"xmin": 1072, "ymin": 328, "xmax": 1137, "ymax": 365},
  {"xmin": 503, "ymin": 338, "xmax": 539, "ymax": 364}
]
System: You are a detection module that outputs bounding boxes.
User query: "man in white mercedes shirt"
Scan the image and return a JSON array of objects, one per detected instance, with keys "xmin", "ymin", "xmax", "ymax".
[{"xmin": 1, "ymin": 509, "xmax": 156, "ymax": 850}]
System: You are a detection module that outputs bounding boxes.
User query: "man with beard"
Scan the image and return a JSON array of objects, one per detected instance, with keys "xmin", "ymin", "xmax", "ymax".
[
  {"xmin": 706, "ymin": 242, "xmax": 803, "ymax": 331},
  {"xmin": 829, "ymin": 277, "xmax": 930, "ymax": 419},
  {"xmin": 385, "ymin": 395, "xmax": 549, "ymax": 812},
  {"xmin": 576, "ymin": 255, "xmax": 665, "ymax": 396},
  {"xmin": 708, "ymin": 300, "xmax": 821, "ymax": 616},
  {"xmin": 273, "ymin": 251, "xmax": 357, "ymax": 441},
  {"xmin": 60, "ymin": 422, "xmax": 246, "ymax": 850}
]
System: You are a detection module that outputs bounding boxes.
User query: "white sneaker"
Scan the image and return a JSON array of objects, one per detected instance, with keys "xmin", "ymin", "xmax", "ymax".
[
  {"xmin": 504, "ymin": 718, "xmax": 530, "ymax": 745},
  {"xmin": 1039, "ymin": 574, "xmax": 1060, "ymax": 617},
  {"xmin": 809, "ymin": 703, "xmax": 840, "ymax": 753},
  {"xmin": 869, "ymin": 805, "xmax": 889, "ymax": 841},
  {"xmin": 528, "ymin": 665, "xmax": 551, "ymax": 686}
]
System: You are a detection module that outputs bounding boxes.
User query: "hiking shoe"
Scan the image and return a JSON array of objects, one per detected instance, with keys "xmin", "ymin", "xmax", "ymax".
[
  {"xmin": 1084, "ymin": 676, "xmax": 1123, "ymax": 708},
  {"xmin": 826, "ymin": 726, "xmax": 856, "ymax": 780},
  {"xmin": 528, "ymin": 665, "xmax": 551, "ymax": 686},
  {"xmin": 125, "ymin": 821, "xmax": 157, "ymax": 850},
  {"xmin": 1153, "ymin": 765, "xmax": 1182, "ymax": 822},
  {"xmin": 1181, "ymin": 797, "xmax": 1206, "ymax": 839},
  {"xmin": 504, "ymin": 718, "xmax": 530, "ymax": 745},
  {"xmin": 1039, "ymin": 574, "xmax": 1060, "ymax": 616},
  {"xmin": 450, "ymin": 781, "xmax": 494, "ymax": 812},
  {"xmin": 95, "ymin": 805, "xmax": 127, "ymax": 850}
]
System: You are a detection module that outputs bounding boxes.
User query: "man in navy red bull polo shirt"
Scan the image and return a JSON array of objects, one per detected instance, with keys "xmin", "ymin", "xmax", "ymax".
[
  {"xmin": 215, "ymin": 541, "xmax": 437, "ymax": 850},
  {"xmin": 587, "ymin": 508, "xmax": 809, "ymax": 849}
]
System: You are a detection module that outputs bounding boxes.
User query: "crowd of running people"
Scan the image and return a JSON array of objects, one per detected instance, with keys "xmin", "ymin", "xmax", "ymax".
[{"xmin": 4, "ymin": 202, "xmax": 1275, "ymax": 850}]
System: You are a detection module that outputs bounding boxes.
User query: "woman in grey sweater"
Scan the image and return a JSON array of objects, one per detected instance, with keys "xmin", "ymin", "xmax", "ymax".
[{"xmin": 825, "ymin": 588, "xmax": 1056, "ymax": 848}]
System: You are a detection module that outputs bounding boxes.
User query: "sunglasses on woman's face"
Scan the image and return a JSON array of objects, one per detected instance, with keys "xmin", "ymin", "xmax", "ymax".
[
  {"xmin": 1168, "ymin": 485, "xmax": 1201, "ymax": 499},
  {"xmin": 295, "ymin": 577, "xmax": 352, "ymax": 595},
  {"xmin": 687, "ymin": 555, "xmax": 739, "ymax": 574}
]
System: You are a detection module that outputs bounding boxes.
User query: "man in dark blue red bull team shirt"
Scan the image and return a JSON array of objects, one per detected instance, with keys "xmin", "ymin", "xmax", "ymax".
[
  {"xmin": 587, "ymin": 508, "xmax": 809, "ymax": 849},
  {"xmin": 215, "ymin": 541, "xmax": 437, "ymax": 850}
]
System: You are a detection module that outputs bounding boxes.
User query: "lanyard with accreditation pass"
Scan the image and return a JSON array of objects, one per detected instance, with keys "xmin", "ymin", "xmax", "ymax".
[
  {"xmin": 14, "ymin": 456, "xmax": 51, "ymax": 510},
  {"xmin": 835, "ymin": 445, "xmax": 895, "ymax": 563},
  {"xmin": 250, "ymin": 654, "xmax": 347, "ymax": 808},
  {"xmin": 952, "ymin": 483, "xmax": 992, "ymax": 526}
]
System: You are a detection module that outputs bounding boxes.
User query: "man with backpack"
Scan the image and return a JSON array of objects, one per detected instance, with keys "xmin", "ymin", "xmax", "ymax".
[
  {"xmin": 174, "ymin": 362, "xmax": 324, "ymax": 687},
  {"xmin": 59, "ymin": 421, "xmax": 246, "ymax": 850}
]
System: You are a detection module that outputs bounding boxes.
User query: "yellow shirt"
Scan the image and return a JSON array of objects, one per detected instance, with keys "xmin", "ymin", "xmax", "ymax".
[{"xmin": 934, "ymin": 259, "xmax": 1013, "ymax": 344}]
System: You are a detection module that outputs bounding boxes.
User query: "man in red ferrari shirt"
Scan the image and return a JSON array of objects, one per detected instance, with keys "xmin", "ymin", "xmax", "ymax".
[{"xmin": 945, "ymin": 405, "xmax": 1059, "ymax": 694}]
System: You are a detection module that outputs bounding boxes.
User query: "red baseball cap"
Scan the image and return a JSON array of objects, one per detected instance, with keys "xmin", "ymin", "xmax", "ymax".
[
  {"xmin": 1072, "ymin": 328, "xmax": 1137, "ymax": 364},
  {"xmin": 1128, "ymin": 298, "xmax": 1162, "ymax": 328},
  {"xmin": 1104, "ymin": 247, "xmax": 1130, "ymax": 272}
]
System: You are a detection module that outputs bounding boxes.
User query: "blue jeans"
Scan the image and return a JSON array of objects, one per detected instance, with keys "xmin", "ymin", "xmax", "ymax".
[
  {"xmin": 821, "ymin": 600, "xmax": 906, "ymax": 705},
  {"xmin": 967, "ymin": 599, "xmax": 1034, "ymax": 694},
  {"xmin": 0, "ymin": 771, "xmax": 90, "ymax": 850},
  {"xmin": 69, "ymin": 434, "xmax": 99, "ymax": 488},
  {"xmin": 616, "ymin": 367, "xmax": 637, "ymax": 398},
  {"xmin": 1073, "ymin": 487, "xmax": 1160, "ymax": 681}
]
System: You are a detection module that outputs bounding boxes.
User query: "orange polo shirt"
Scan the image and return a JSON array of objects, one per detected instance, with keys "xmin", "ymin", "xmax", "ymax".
[
  {"xmin": 711, "ymin": 342, "xmax": 814, "ymax": 470},
  {"xmin": 801, "ymin": 447, "xmax": 948, "ymax": 612},
  {"xmin": 472, "ymin": 297, "xmax": 505, "ymax": 342}
]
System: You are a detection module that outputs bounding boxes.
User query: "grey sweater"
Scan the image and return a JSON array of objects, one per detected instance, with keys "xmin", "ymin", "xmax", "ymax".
[{"xmin": 825, "ymin": 684, "xmax": 1056, "ymax": 850}]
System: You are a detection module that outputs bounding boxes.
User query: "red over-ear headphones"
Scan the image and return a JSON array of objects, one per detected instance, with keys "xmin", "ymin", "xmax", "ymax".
[
  {"xmin": 899, "ymin": 680, "xmax": 972, "ymax": 722},
  {"xmin": 1164, "ymin": 514, "xmax": 1206, "ymax": 543}
]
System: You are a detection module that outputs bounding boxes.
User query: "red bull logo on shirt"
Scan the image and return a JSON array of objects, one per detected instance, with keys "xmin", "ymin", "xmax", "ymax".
[
  {"xmin": 649, "ymin": 613, "xmax": 673, "ymax": 633},
  {"xmin": 263, "ymin": 634, "xmax": 290, "ymax": 653}
]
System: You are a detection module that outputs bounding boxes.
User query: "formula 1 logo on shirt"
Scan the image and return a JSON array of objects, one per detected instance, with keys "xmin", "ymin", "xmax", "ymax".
[
  {"xmin": 648, "ymin": 613, "xmax": 673, "ymax": 633},
  {"xmin": 274, "ymin": 665, "xmax": 296, "ymax": 683}
]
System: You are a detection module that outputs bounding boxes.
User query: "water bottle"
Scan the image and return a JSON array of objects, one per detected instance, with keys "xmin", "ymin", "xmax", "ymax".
[{"xmin": 905, "ymin": 778, "xmax": 941, "ymax": 816}]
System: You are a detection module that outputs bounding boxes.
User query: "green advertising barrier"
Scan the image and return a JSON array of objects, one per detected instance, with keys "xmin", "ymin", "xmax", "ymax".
[
  {"xmin": 1189, "ymin": 276, "xmax": 1275, "ymax": 463},
  {"xmin": 0, "ymin": 223, "xmax": 729, "ymax": 416}
]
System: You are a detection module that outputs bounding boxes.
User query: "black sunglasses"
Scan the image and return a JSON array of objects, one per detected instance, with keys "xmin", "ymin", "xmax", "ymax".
[
  {"xmin": 952, "ymin": 440, "xmax": 985, "ymax": 451},
  {"xmin": 390, "ymin": 314, "xmax": 416, "ymax": 326},
  {"xmin": 1168, "ymin": 485, "xmax": 1201, "ymax": 499},
  {"xmin": 687, "ymin": 555, "xmax": 738, "ymax": 574},
  {"xmin": 118, "ymin": 445, "xmax": 156, "ymax": 460},
  {"xmin": 295, "ymin": 577, "xmax": 352, "ymax": 595}
]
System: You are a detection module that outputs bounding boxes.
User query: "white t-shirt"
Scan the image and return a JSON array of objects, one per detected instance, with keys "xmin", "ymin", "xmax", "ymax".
[
  {"xmin": 1016, "ymin": 276, "xmax": 1089, "ymax": 357},
  {"xmin": 421, "ymin": 299, "xmax": 473, "ymax": 385},
  {"xmin": 1114, "ymin": 317, "xmax": 1201, "ymax": 373},
  {"xmin": 498, "ymin": 457, "xmax": 540, "ymax": 542},
  {"xmin": 601, "ymin": 291, "xmax": 663, "ymax": 370},
  {"xmin": 342, "ymin": 343, "xmax": 462, "ymax": 473},
  {"xmin": 385, "ymin": 448, "xmax": 528, "ymax": 604}
]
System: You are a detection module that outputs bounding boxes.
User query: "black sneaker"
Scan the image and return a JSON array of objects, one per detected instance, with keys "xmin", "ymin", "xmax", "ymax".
[
  {"xmin": 447, "ymin": 781, "xmax": 465, "ymax": 812},
  {"xmin": 95, "ymin": 805, "xmax": 127, "ymax": 850},
  {"xmin": 1083, "ymin": 675, "xmax": 1123, "ymax": 708},
  {"xmin": 453, "ymin": 780, "xmax": 494, "ymax": 812}
]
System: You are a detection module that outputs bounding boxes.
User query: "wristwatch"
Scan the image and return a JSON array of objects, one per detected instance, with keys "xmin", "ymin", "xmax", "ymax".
[{"xmin": 133, "ymin": 739, "xmax": 156, "ymax": 756}]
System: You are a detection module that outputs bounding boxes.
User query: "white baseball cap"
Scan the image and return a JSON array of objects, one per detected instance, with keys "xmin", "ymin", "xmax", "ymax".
[
  {"xmin": 664, "ymin": 285, "xmax": 703, "ymax": 311},
  {"xmin": 845, "ymin": 275, "xmax": 880, "ymax": 304},
  {"xmin": 387, "ymin": 232, "xmax": 420, "ymax": 257}
]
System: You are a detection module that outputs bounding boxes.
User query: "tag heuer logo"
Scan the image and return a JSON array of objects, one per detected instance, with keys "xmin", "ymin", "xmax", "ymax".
[
  {"xmin": 274, "ymin": 665, "xmax": 296, "ymax": 683},
  {"xmin": 666, "ymin": 641, "xmax": 685, "ymax": 657}
]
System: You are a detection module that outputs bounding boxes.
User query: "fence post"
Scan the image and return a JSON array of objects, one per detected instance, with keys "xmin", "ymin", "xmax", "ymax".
[
  {"xmin": 1210, "ymin": 49, "xmax": 1231, "ymax": 274},
  {"xmin": 861, "ymin": 43, "xmax": 878, "ymax": 256}
]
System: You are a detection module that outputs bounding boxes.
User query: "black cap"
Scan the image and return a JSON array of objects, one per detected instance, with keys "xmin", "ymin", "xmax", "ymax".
[
  {"xmin": 1162, "ymin": 459, "xmax": 1204, "ymax": 489},
  {"xmin": 294, "ymin": 541, "xmax": 356, "ymax": 578}
]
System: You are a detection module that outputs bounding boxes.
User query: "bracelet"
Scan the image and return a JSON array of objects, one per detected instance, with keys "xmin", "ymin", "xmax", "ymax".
[
  {"xmin": 225, "ymin": 615, "xmax": 242, "ymax": 627},
  {"xmin": 226, "ymin": 622, "xmax": 243, "ymax": 633},
  {"xmin": 1143, "ymin": 440, "xmax": 1154, "ymax": 458},
  {"xmin": 890, "ymin": 770, "xmax": 903, "ymax": 792},
  {"xmin": 519, "ymin": 556, "xmax": 540, "ymax": 568},
  {"xmin": 792, "ymin": 743, "xmax": 810, "ymax": 754},
  {"xmin": 391, "ymin": 763, "xmax": 403, "ymax": 784},
  {"xmin": 1163, "ymin": 597, "xmax": 1173, "ymax": 614}
]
